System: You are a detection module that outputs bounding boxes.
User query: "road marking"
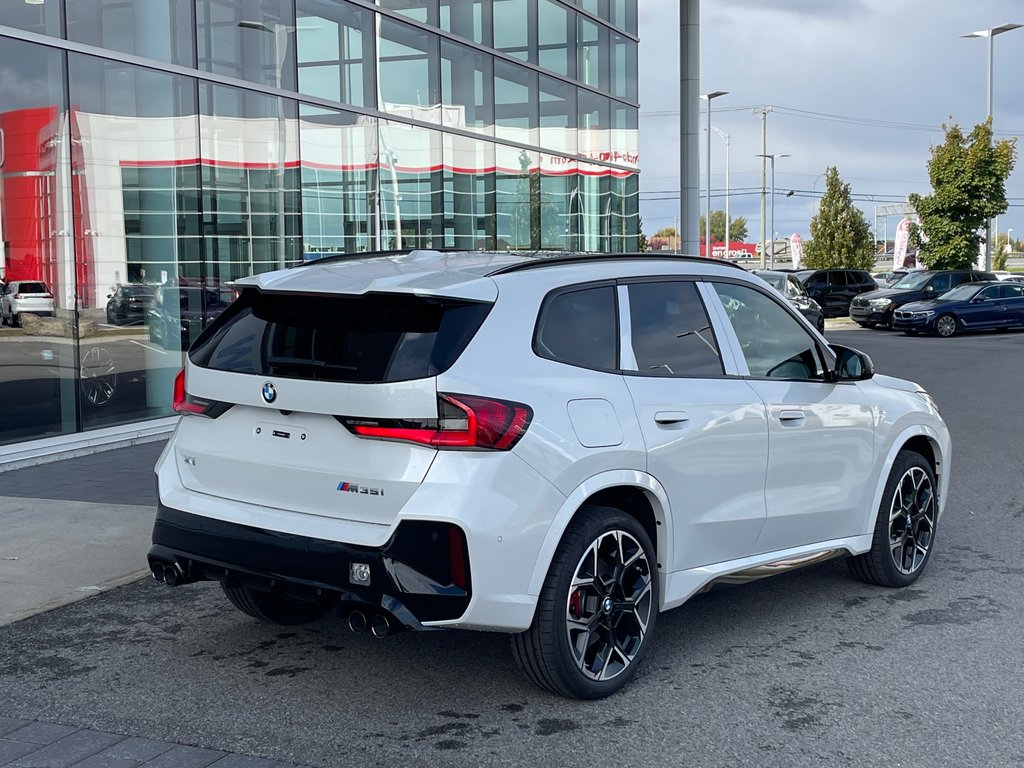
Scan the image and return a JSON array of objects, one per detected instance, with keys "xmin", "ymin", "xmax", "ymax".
[{"xmin": 128, "ymin": 340, "xmax": 170, "ymax": 354}]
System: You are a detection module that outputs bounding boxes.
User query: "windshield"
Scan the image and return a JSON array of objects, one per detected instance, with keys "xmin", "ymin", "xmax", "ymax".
[
  {"xmin": 758, "ymin": 273, "xmax": 786, "ymax": 291},
  {"xmin": 891, "ymin": 272, "xmax": 932, "ymax": 290},
  {"xmin": 937, "ymin": 284, "xmax": 980, "ymax": 302}
]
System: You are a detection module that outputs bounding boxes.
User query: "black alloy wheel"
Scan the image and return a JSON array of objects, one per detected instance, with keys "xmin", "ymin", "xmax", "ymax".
[
  {"xmin": 848, "ymin": 450, "xmax": 937, "ymax": 587},
  {"xmin": 511, "ymin": 505, "xmax": 657, "ymax": 699}
]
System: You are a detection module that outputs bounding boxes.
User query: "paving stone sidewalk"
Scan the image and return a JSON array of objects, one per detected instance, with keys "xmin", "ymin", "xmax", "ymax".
[{"xmin": 0, "ymin": 718, "xmax": 307, "ymax": 768}]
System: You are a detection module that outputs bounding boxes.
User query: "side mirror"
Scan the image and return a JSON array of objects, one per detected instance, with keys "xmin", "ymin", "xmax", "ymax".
[{"xmin": 829, "ymin": 345, "xmax": 874, "ymax": 382}]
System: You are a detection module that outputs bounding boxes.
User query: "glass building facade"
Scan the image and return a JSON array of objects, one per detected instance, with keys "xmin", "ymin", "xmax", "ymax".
[{"xmin": 0, "ymin": 0, "xmax": 638, "ymax": 447}]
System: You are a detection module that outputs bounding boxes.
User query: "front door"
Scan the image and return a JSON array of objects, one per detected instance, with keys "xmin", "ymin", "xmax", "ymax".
[{"xmin": 706, "ymin": 281, "xmax": 876, "ymax": 554}]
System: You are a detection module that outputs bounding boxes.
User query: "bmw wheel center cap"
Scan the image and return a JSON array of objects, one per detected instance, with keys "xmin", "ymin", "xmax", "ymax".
[{"xmin": 261, "ymin": 382, "xmax": 277, "ymax": 404}]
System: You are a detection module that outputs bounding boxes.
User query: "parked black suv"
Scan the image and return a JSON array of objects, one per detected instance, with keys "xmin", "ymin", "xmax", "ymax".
[
  {"xmin": 795, "ymin": 269, "xmax": 877, "ymax": 317},
  {"xmin": 850, "ymin": 269, "xmax": 998, "ymax": 328}
]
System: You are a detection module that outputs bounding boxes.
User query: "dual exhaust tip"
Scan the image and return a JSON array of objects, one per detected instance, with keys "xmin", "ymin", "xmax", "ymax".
[
  {"xmin": 150, "ymin": 560, "xmax": 184, "ymax": 586},
  {"xmin": 347, "ymin": 609, "xmax": 391, "ymax": 639}
]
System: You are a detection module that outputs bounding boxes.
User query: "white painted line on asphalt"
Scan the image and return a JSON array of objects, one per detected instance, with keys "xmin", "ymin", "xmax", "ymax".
[{"xmin": 128, "ymin": 339, "xmax": 171, "ymax": 354}]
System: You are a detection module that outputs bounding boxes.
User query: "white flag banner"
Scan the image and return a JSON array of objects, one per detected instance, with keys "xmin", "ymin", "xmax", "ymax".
[
  {"xmin": 789, "ymin": 233, "xmax": 804, "ymax": 269},
  {"xmin": 893, "ymin": 218, "xmax": 910, "ymax": 270}
]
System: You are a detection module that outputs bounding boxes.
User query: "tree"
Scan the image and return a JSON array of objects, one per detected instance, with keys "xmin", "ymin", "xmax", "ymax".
[
  {"xmin": 697, "ymin": 210, "xmax": 748, "ymax": 243},
  {"xmin": 637, "ymin": 216, "xmax": 648, "ymax": 252},
  {"xmin": 909, "ymin": 119, "xmax": 1017, "ymax": 270},
  {"xmin": 654, "ymin": 226, "xmax": 678, "ymax": 238},
  {"xmin": 803, "ymin": 166, "xmax": 875, "ymax": 270}
]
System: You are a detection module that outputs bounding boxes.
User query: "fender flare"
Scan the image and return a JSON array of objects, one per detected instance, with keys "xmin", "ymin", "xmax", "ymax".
[
  {"xmin": 861, "ymin": 424, "xmax": 947, "ymax": 541},
  {"xmin": 526, "ymin": 469, "xmax": 673, "ymax": 598}
]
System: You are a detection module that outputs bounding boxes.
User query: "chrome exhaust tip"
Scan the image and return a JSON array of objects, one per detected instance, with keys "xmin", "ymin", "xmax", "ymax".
[
  {"xmin": 348, "ymin": 610, "xmax": 367, "ymax": 634},
  {"xmin": 371, "ymin": 614, "xmax": 390, "ymax": 639}
]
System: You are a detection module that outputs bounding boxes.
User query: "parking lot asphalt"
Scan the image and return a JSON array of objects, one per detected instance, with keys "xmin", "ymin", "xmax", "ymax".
[{"xmin": 1, "ymin": 326, "xmax": 1024, "ymax": 767}]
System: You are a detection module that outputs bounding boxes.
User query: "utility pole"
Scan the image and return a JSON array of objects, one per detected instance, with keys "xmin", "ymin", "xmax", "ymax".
[
  {"xmin": 753, "ymin": 106, "xmax": 772, "ymax": 268},
  {"xmin": 680, "ymin": 1, "xmax": 701, "ymax": 255}
]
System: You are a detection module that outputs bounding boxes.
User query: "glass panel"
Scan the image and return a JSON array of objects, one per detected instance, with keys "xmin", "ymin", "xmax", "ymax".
[
  {"xmin": 494, "ymin": 60, "xmax": 537, "ymax": 145},
  {"xmin": 200, "ymin": 82, "xmax": 302, "ymax": 285},
  {"xmin": 0, "ymin": 1, "xmax": 60, "ymax": 36},
  {"xmin": 540, "ymin": 75, "xmax": 576, "ymax": 156},
  {"xmin": 380, "ymin": 0, "xmax": 438, "ymax": 25},
  {"xmin": 495, "ymin": 146, "xmax": 538, "ymax": 250},
  {"xmin": 196, "ymin": 0, "xmax": 297, "ymax": 91},
  {"xmin": 627, "ymin": 282, "xmax": 723, "ymax": 376},
  {"xmin": 0, "ymin": 39, "xmax": 76, "ymax": 445},
  {"xmin": 538, "ymin": 0, "xmax": 572, "ymax": 76},
  {"xmin": 441, "ymin": 40, "xmax": 494, "ymax": 136},
  {"xmin": 443, "ymin": 135, "xmax": 495, "ymax": 250},
  {"xmin": 540, "ymin": 157, "xmax": 577, "ymax": 251},
  {"xmin": 297, "ymin": 0, "xmax": 376, "ymax": 109},
  {"xmin": 536, "ymin": 286, "xmax": 617, "ymax": 370},
  {"xmin": 578, "ymin": 16, "xmax": 607, "ymax": 89},
  {"xmin": 379, "ymin": 121, "xmax": 444, "ymax": 250},
  {"xmin": 611, "ymin": 0, "xmax": 637, "ymax": 33},
  {"xmin": 608, "ymin": 172, "xmax": 639, "ymax": 252},
  {"xmin": 440, "ymin": 0, "xmax": 490, "ymax": 46},
  {"xmin": 299, "ymin": 105, "xmax": 377, "ymax": 257},
  {"xmin": 493, "ymin": 0, "xmax": 532, "ymax": 62},
  {"xmin": 66, "ymin": 53, "xmax": 200, "ymax": 431},
  {"xmin": 578, "ymin": 162, "xmax": 609, "ymax": 252},
  {"xmin": 610, "ymin": 34, "xmax": 638, "ymax": 100},
  {"xmin": 67, "ymin": 0, "xmax": 194, "ymax": 66},
  {"xmin": 378, "ymin": 17, "xmax": 440, "ymax": 122},
  {"xmin": 713, "ymin": 283, "xmax": 825, "ymax": 379}
]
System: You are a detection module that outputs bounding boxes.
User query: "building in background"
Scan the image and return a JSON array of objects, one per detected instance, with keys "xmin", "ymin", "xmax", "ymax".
[{"xmin": 0, "ymin": 0, "xmax": 639, "ymax": 448}]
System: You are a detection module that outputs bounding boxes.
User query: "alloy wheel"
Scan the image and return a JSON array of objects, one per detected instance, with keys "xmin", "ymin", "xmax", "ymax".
[
  {"xmin": 936, "ymin": 315, "xmax": 956, "ymax": 337},
  {"xmin": 565, "ymin": 529, "xmax": 653, "ymax": 682},
  {"xmin": 80, "ymin": 346, "xmax": 117, "ymax": 406},
  {"xmin": 888, "ymin": 466, "xmax": 935, "ymax": 575}
]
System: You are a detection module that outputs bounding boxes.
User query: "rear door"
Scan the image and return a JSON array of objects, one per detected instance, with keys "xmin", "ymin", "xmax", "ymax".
[
  {"xmin": 1001, "ymin": 283, "xmax": 1024, "ymax": 327},
  {"xmin": 176, "ymin": 289, "xmax": 493, "ymax": 525},
  {"xmin": 621, "ymin": 280, "xmax": 769, "ymax": 570}
]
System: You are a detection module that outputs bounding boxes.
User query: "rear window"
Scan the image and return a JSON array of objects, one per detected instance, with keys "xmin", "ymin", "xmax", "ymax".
[
  {"xmin": 17, "ymin": 282, "xmax": 47, "ymax": 293},
  {"xmin": 189, "ymin": 290, "xmax": 491, "ymax": 383}
]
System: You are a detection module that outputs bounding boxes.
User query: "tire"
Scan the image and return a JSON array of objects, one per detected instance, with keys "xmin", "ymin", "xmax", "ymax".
[
  {"xmin": 510, "ymin": 505, "xmax": 658, "ymax": 699},
  {"xmin": 935, "ymin": 313, "xmax": 957, "ymax": 338},
  {"xmin": 847, "ymin": 450, "xmax": 937, "ymax": 588},
  {"xmin": 221, "ymin": 584, "xmax": 333, "ymax": 625},
  {"xmin": 903, "ymin": 330, "xmax": 918, "ymax": 336},
  {"xmin": 106, "ymin": 307, "xmax": 116, "ymax": 325},
  {"xmin": 12, "ymin": 313, "xmax": 21, "ymax": 328}
]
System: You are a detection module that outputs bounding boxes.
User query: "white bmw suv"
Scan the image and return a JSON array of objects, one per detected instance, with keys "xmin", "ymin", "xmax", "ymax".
[{"xmin": 151, "ymin": 251, "xmax": 950, "ymax": 699}]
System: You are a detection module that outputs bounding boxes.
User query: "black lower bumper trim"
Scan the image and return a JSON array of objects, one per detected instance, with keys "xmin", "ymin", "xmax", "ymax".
[{"xmin": 149, "ymin": 502, "xmax": 471, "ymax": 626}]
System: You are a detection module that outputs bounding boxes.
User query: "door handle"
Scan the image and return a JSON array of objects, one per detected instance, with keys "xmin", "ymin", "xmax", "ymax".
[
  {"xmin": 655, "ymin": 411, "xmax": 690, "ymax": 425},
  {"xmin": 779, "ymin": 410, "xmax": 806, "ymax": 422}
]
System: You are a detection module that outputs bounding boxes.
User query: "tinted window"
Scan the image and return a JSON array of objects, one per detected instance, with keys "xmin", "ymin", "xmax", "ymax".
[
  {"xmin": 191, "ymin": 290, "xmax": 491, "ymax": 383},
  {"xmin": 713, "ymin": 283, "xmax": 825, "ymax": 380},
  {"xmin": 928, "ymin": 273, "xmax": 952, "ymax": 293},
  {"xmin": 893, "ymin": 272, "xmax": 932, "ymax": 290},
  {"xmin": 16, "ymin": 282, "xmax": 47, "ymax": 294},
  {"xmin": 536, "ymin": 285, "xmax": 617, "ymax": 370},
  {"xmin": 978, "ymin": 286, "xmax": 1002, "ymax": 300},
  {"xmin": 627, "ymin": 282, "xmax": 722, "ymax": 377},
  {"xmin": 827, "ymin": 271, "xmax": 848, "ymax": 287},
  {"xmin": 785, "ymin": 276, "xmax": 806, "ymax": 298},
  {"xmin": 1001, "ymin": 284, "xmax": 1024, "ymax": 299},
  {"xmin": 940, "ymin": 284, "xmax": 980, "ymax": 302}
]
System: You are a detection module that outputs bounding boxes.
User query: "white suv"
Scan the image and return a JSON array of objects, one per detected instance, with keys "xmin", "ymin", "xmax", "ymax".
[
  {"xmin": 150, "ymin": 251, "xmax": 950, "ymax": 699},
  {"xmin": 0, "ymin": 280, "xmax": 55, "ymax": 326}
]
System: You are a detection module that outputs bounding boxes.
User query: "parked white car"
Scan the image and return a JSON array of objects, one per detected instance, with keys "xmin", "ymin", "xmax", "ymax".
[
  {"xmin": 0, "ymin": 280, "xmax": 55, "ymax": 326},
  {"xmin": 150, "ymin": 251, "xmax": 950, "ymax": 699}
]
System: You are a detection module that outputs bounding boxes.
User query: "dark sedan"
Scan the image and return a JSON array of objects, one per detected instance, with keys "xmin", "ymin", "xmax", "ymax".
[
  {"xmin": 892, "ymin": 281, "xmax": 1024, "ymax": 337},
  {"xmin": 105, "ymin": 283, "xmax": 154, "ymax": 325},
  {"xmin": 753, "ymin": 270, "xmax": 825, "ymax": 332}
]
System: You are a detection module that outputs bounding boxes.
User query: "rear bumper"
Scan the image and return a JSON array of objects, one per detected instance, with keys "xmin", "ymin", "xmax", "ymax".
[{"xmin": 150, "ymin": 502, "xmax": 471, "ymax": 629}]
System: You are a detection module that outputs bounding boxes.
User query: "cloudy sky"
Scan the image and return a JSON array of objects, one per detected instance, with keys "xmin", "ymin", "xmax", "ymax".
[{"xmin": 638, "ymin": 0, "xmax": 1024, "ymax": 244}]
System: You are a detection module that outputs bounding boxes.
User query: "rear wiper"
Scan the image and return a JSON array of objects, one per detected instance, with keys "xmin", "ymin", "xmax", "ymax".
[{"xmin": 266, "ymin": 356, "xmax": 358, "ymax": 371}]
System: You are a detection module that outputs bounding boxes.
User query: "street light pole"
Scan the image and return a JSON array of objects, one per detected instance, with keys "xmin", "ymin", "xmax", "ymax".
[
  {"xmin": 962, "ymin": 22, "xmax": 1022, "ymax": 271},
  {"xmin": 701, "ymin": 91, "xmax": 728, "ymax": 258},
  {"xmin": 756, "ymin": 153, "xmax": 790, "ymax": 269},
  {"xmin": 713, "ymin": 126, "xmax": 730, "ymax": 255}
]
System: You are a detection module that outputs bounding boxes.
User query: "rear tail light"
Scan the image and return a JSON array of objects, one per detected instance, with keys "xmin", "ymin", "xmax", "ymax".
[
  {"xmin": 339, "ymin": 393, "xmax": 532, "ymax": 451},
  {"xmin": 172, "ymin": 368, "xmax": 231, "ymax": 418}
]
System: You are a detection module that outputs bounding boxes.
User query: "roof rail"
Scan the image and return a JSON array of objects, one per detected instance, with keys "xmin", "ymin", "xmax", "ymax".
[{"xmin": 486, "ymin": 252, "xmax": 748, "ymax": 276}]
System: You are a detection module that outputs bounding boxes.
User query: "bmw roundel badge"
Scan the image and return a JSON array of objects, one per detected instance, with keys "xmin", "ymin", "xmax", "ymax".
[{"xmin": 261, "ymin": 382, "xmax": 277, "ymax": 404}]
